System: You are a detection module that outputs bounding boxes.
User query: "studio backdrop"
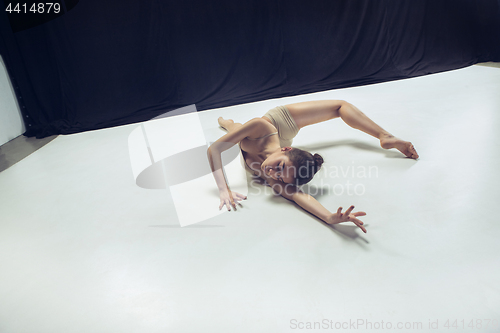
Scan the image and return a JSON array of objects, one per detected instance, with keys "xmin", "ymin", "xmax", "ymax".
[{"xmin": 1, "ymin": 0, "xmax": 499, "ymax": 138}]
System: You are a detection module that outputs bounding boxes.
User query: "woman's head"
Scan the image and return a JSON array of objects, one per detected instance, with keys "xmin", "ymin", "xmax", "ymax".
[
  {"xmin": 285, "ymin": 147, "xmax": 324, "ymax": 185},
  {"xmin": 261, "ymin": 147, "xmax": 324, "ymax": 185}
]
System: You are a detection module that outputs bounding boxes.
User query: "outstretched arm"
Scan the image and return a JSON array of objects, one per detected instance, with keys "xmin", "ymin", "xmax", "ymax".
[
  {"xmin": 267, "ymin": 179, "xmax": 367, "ymax": 233},
  {"xmin": 293, "ymin": 192, "xmax": 367, "ymax": 233}
]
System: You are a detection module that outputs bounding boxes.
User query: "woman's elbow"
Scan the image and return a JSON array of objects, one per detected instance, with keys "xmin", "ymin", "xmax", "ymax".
[{"xmin": 207, "ymin": 146, "xmax": 217, "ymax": 160}]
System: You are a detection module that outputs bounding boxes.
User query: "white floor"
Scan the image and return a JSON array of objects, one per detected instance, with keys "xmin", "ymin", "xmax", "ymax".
[{"xmin": 1, "ymin": 65, "xmax": 499, "ymax": 333}]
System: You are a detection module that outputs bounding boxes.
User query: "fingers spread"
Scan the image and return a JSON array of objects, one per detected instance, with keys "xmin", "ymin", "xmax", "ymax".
[
  {"xmin": 353, "ymin": 219, "xmax": 367, "ymax": 233},
  {"xmin": 233, "ymin": 193, "xmax": 247, "ymax": 202},
  {"xmin": 354, "ymin": 218, "xmax": 364, "ymax": 225},
  {"xmin": 345, "ymin": 205, "xmax": 354, "ymax": 216},
  {"xmin": 221, "ymin": 197, "xmax": 245, "ymax": 211}
]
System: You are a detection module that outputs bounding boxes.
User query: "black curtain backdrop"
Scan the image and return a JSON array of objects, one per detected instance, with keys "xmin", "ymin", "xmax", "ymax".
[{"xmin": 1, "ymin": 0, "xmax": 499, "ymax": 138}]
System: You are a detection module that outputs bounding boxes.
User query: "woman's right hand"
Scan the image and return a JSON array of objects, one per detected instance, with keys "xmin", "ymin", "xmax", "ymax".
[
  {"xmin": 219, "ymin": 189, "xmax": 247, "ymax": 211},
  {"xmin": 325, "ymin": 206, "xmax": 367, "ymax": 233}
]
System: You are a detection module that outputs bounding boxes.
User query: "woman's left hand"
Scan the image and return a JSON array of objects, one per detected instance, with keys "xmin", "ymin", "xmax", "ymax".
[{"xmin": 326, "ymin": 205, "xmax": 367, "ymax": 233}]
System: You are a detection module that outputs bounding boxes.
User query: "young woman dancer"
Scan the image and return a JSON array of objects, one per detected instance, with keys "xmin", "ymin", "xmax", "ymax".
[{"xmin": 207, "ymin": 100, "xmax": 419, "ymax": 233}]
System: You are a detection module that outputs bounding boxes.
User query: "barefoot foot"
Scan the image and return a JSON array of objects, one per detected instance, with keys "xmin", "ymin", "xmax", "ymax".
[
  {"xmin": 218, "ymin": 117, "xmax": 234, "ymax": 131},
  {"xmin": 380, "ymin": 135, "xmax": 419, "ymax": 159}
]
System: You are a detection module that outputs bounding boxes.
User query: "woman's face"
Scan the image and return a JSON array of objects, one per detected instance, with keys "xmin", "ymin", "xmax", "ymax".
[{"xmin": 261, "ymin": 147, "xmax": 295, "ymax": 184}]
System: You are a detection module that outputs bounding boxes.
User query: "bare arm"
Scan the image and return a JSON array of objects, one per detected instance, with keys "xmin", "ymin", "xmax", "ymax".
[
  {"xmin": 207, "ymin": 118, "xmax": 266, "ymax": 210},
  {"xmin": 266, "ymin": 178, "xmax": 367, "ymax": 233}
]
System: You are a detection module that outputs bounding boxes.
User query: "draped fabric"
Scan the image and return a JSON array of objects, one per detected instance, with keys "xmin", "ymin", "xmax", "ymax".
[{"xmin": 1, "ymin": 0, "xmax": 499, "ymax": 138}]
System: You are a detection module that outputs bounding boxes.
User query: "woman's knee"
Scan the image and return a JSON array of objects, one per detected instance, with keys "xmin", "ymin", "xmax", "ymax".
[
  {"xmin": 329, "ymin": 100, "xmax": 349, "ymax": 117},
  {"xmin": 336, "ymin": 100, "xmax": 350, "ymax": 108}
]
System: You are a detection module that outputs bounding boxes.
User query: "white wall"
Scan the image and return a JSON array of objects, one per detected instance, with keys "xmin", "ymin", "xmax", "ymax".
[{"xmin": 0, "ymin": 55, "xmax": 25, "ymax": 146}]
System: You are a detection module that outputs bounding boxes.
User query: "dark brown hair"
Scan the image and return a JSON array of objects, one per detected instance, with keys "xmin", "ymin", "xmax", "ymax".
[{"xmin": 285, "ymin": 148, "xmax": 324, "ymax": 185}]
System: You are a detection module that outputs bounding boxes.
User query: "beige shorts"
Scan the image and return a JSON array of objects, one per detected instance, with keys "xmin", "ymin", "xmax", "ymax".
[{"xmin": 264, "ymin": 105, "xmax": 299, "ymax": 147}]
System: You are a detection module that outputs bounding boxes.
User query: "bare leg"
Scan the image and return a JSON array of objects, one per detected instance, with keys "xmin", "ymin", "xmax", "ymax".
[
  {"xmin": 218, "ymin": 117, "xmax": 243, "ymax": 133},
  {"xmin": 286, "ymin": 100, "xmax": 419, "ymax": 159},
  {"xmin": 337, "ymin": 102, "xmax": 390, "ymax": 139},
  {"xmin": 338, "ymin": 102, "xmax": 419, "ymax": 159}
]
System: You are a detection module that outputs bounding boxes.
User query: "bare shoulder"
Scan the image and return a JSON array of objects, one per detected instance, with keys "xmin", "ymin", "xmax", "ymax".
[
  {"xmin": 245, "ymin": 117, "xmax": 276, "ymax": 139},
  {"xmin": 234, "ymin": 117, "xmax": 271, "ymax": 138},
  {"xmin": 212, "ymin": 117, "xmax": 269, "ymax": 147}
]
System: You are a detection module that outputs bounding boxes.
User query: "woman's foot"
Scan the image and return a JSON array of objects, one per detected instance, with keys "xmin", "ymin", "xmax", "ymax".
[
  {"xmin": 218, "ymin": 117, "xmax": 234, "ymax": 131},
  {"xmin": 380, "ymin": 135, "xmax": 419, "ymax": 159}
]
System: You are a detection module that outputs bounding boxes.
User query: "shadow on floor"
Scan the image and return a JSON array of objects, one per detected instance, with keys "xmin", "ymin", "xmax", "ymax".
[{"xmin": 0, "ymin": 135, "xmax": 58, "ymax": 173}]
